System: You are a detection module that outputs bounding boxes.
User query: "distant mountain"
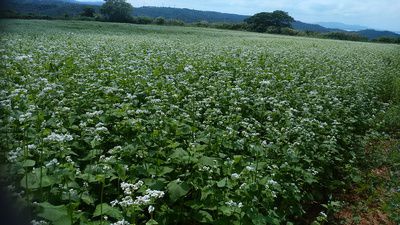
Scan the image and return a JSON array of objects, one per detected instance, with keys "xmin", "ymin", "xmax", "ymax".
[
  {"xmin": 292, "ymin": 21, "xmax": 400, "ymax": 40},
  {"xmin": 317, "ymin": 22, "xmax": 368, "ymax": 31},
  {"xmin": 57, "ymin": 0, "xmax": 102, "ymax": 5},
  {"xmin": 356, "ymin": 29, "xmax": 400, "ymax": 40},
  {"xmin": 291, "ymin": 21, "xmax": 342, "ymax": 33},
  {"xmin": 2, "ymin": 0, "xmax": 101, "ymax": 16},
  {"xmin": 133, "ymin": 6, "xmax": 248, "ymax": 23}
]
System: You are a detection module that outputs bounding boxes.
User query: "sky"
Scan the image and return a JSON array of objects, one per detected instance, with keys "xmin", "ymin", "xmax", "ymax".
[{"xmin": 82, "ymin": 0, "xmax": 400, "ymax": 31}]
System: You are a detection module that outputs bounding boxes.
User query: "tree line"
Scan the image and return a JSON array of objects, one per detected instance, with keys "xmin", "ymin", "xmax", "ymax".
[{"xmin": 2, "ymin": 0, "xmax": 399, "ymax": 44}]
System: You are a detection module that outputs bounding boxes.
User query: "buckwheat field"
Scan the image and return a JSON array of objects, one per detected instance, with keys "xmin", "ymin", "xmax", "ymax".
[{"xmin": 1, "ymin": 19, "xmax": 399, "ymax": 225}]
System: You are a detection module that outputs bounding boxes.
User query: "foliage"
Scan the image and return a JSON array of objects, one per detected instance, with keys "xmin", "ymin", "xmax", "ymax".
[
  {"xmin": 81, "ymin": 7, "xmax": 96, "ymax": 18},
  {"xmin": 1, "ymin": 19, "xmax": 399, "ymax": 225},
  {"xmin": 372, "ymin": 36, "xmax": 400, "ymax": 44},
  {"xmin": 320, "ymin": 32, "xmax": 368, "ymax": 42},
  {"xmin": 153, "ymin": 17, "xmax": 165, "ymax": 25},
  {"xmin": 245, "ymin": 10, "xmax": 294, "ymax": 33},
  {"xmin": 100, "ymin": 0, "xmax": 133, "ymax": 22}
]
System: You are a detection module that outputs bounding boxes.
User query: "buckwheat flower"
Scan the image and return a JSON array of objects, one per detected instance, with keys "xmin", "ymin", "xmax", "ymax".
[
  {"xmin": 7, "ymin": 147, "xmax": 22, "ymax": 162},
  {"xmin": 225, "ymin": 200, "xmax": 236, "ymax": 207},
  {"xmin": 110, "ymin": 199, "xmax": 119, "ymax": 207},
  {"xmin": 134, "ymin": 195, "xmax": 151, "ymax": 205},
  {"xmin": 119, "ymin": 196, "xmax": 134, "ymax": 207},
  {"xmin": 231, "ymin": 173, "xmax": 240, "ymax": 179},
  {"xmin": 31, "ymin": 220, "xmax": 48, "ymax": 225},
  {"xmin": 120, "ymin": 180, "xmax": 143, "ymax": 195},
  {"xmin": 43, "ymin": 132, "xmax": 73, "ymax": 143},
  {"xmin": 66, "ymin": 156, "xmax": 73, "ymax": 163},
  {"xmin": 225, "ymin": 200, "xmax": 243, "ymax": 208},
  {"xmin": 148, "ymin": 205, "xmax": 155, "ymax": 213},
  {"xmin": 95, "ymin": 122, "xmax": 108, "ymax": 132},
  {"xmin": 245, "ymin": 166, "xmax": 255, "ymax": 171},
  {"xmin": 146, "ymin": 189, "xmax": 165, "ymax": 198},
  {"xmin": 267, "ymin": 179, "xmax": 278, "ymax": 186},
  {"xmin": 45, "ymin": 158, "xmax": 59, "ymax": 167},
  {"xmin": 86, "ymin": 110, "xmax": 104, "ymax": 118},
  {"xmin": 27, "ymin": 144, "xmax": 36, "ymax": 150},
  {"xmin": 184, "ymin": 65, "xmax": 193, "ymax": 72},
  {"xmin": 260, "ymin": 80, "xmax": 271, "ymax": 85},
  {"xmin": 19, "ymin": 112, "xmax": 32, "ymax": 123},
  {"xmin": 15, "ymin": 55, "xmax": 31, "ymax": 61},
  {"xmin": 110, "ymin": 219, "xmax": 130, "ymax": 225}
]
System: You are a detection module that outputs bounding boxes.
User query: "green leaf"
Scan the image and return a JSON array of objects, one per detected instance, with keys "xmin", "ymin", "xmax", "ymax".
[
  {"xmin": 20, "ymin": 168, "xmax": 54, "ymax": 189},
  {"xmin": 93, "ymin": 203, "xmax": 123, "ymax": 220},
  {"xmin": 81, "ymin": 192, "xmax": 95, "ymax": 205},
  {"xmin": 167, "ymin": 180, "xmax": 190, "ymax": 202},
  {"xmin": 159, "ymin": 166, "xmax": 174, "ymax": 176},
  {"xmin": 170, "ymin": 148, "xmax": 189, "ymax": 160},
  {"xmin": 249, "ymin": 211, "xmax": 268, "ymax": 225},
  {"xmin": 22, "ymin": 159, "xmax": 36, "ymax": 167},
  {"xmin": 38, "ymin": 202, "xmax": 71, "ymax": 225},
  {"xmin": 146, "ymin": 219, "xmax": 159, "ymax": 225},
  {"xmin": 201, "ymin": 188, "xmax": 212, "ymax": 201},
  {"xmin": 217, "ymin": 178, "xmax": 227, "ymax": 187},
  {"xmin": 220, "ymin": 205, "xmax": 234, "ymax": 216},
  {"xmin": 195, "ymin": 210, "xmax": 213, "ymax": 223},
  {"xmin": 198, "ymin": 156, "xmax": 218, "ymax": 166}
]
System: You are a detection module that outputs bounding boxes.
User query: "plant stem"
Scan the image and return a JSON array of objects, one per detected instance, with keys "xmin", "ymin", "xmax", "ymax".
[{"xmin": 100, "ymin": 180, "xmax": 104, "ymax": 225}]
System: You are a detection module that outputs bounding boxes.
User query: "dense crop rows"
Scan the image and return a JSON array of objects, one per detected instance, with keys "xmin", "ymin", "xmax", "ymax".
[{"xmin": 0, "ymin": 20, "xmax": 399, "ymax": 224}]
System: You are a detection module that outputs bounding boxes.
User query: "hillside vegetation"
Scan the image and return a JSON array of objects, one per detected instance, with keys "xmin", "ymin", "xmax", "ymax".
[
  {"xmin": 1, "ymin": 0, "xmax": 400, "ymax": 41},
  {"xmin": 0, "ymin": 19, "xmax": 399, "ymax": 225}
]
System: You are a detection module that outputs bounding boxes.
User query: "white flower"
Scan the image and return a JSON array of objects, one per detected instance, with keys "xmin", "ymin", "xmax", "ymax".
[
  {"xmin": 245, "ymin": 166, "xmax": 255, "ymax": 171},
  {"xmin": 148, "ymin": 205, "xmax": 155, "ymax": 213},
  {"xmin": 260, "ymin": 80, "xmax": 271, "ymax": 85},
  {"xmin": 31, "ymin": 220, "xmax": 48, "ymax": 225},
  {"xmin": 110, "ymin": 219, "xmax": 130, "ymax": 225},
  {"xmin": 43, "ymin": 132, "xmax": 73, "ymax": 142},
  {"xmin": 267, "ymin": 179, "xmax": 278, "ymax": 186},
  {"xmin": 225, "ymin": 200, "xmax": 243, "ymax": 208},
  {"xmin": 45, "ymin": 158, "xmax": 59, "ymax": 167},
  {"xmin": 19, "ymin": 112, "xmax": 32, "ymax": 123},
  {"xmin": 120, "ymin": 180, "xmax": 143, "ymax": 195},
  {"xmin": 7, "ymin": 147, "xmax": 22, "ymax": 162},
  {"xmin": 145, "ymin": 189, "xmax": 165, "ymax": 198},
  {"xmin": 231, "ymin": 173, "xmax": 240, "ymax": 179},
  {"xmin": 110, "ymin": 199, "xmax": 119, "ymax": 207},
  {"xmin": 184, "ymin": 65, "xmax": 193, "ymax": 72},
  {"xmin": 119, "ymin": 196, "xmax": 134, "ymax": 207},
  {"xmin": 28, "ymin": 144, "xmax": 37, "ymax": 150},
  {"xmin": 86, "ymin": 110, "xmax": 104, "ymax": 118},
  {"xmin": 134, "ymin": 195, "xmax": 151, "ymax": 205}
]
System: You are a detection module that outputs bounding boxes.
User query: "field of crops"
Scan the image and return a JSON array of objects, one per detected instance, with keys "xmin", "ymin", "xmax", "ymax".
[{"xmin": 0, "ymin": 19, "xmax": 399, "ymax": 225}]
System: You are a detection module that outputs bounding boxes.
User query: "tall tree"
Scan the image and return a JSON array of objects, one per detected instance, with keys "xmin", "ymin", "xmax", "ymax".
[
  {"xmin": 81, "ymin": 7, "xmax": 95, "ymax": 17},
  {"xmin": 100, "ymin": 0, "xmax": 133, "ymax": 22},
  {"xmin": 245, "ymin": 10, "xmax": 294, "ymax": 33}
]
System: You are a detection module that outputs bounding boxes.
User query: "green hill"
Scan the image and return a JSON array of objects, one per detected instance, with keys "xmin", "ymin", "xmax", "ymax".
[{"xmin": 2, "ymin": 0, "xmax": 399, "ymax": 40}]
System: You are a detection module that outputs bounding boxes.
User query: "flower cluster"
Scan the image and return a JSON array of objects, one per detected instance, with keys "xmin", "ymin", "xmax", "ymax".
[
  {"xmin": 225, "ymin": 200, "xmax": 243, "ymax": 208},
  {"xmin": 43, "ymin": 132, "xmax": 73, "ymax": 143}
]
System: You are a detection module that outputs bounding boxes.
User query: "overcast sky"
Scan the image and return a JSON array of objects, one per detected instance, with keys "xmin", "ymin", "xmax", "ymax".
[{"xmin": 83, "ymin": 0, "xmax": 400, "ymax": 31}]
